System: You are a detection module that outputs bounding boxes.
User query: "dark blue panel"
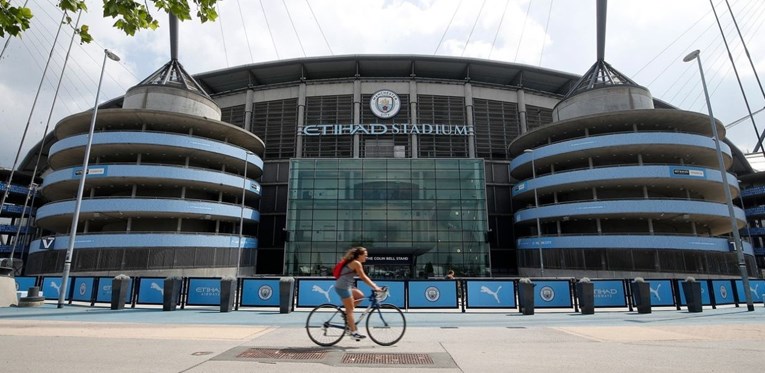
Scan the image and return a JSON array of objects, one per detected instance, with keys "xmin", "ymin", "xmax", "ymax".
[
  {"xmin": 534, "ymin": 280, "xmax": 572, "ymax": 308},
  {"xmin": 72, "ymin": 277, "xmax": 94, "ymax": 302},
  {"xmin": 187, "ymin": 278, "xmax": 223, "ymax": 305},
  {"xmin": 297, "ymin": 279, "xmax": 343, "ymax": 307},
  {"xmin": 407, "ymin": 281, "xmax": 458, "ymax": 308},
  {"xmin": 41, "ymin": 277, "xmax": 70, "ymax": 300},
  {"xmin": 465, "ymin": 280, "xmax": 516, "ymax": 308},
  {"xmin": 357, "ymin": 281, "xmax": 405, "ymax": 308},
  {"xmin": 241, "ymin": 279, "xmax": 280, "ymax": 306},
  {"xmin": 137, "ymin": 277, "xmax": 165, "ymax": 304},
  {"xmin": 592, "ymin": 280, "xmax": 626, "ymax": 307}
]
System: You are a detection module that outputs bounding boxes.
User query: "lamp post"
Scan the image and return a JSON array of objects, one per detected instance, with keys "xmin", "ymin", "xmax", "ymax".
[
  {"xmin": 683, "ymin": 49, "xmax": 754, "ymax": 311},
  {"xmin": 524, "ymin": 149, "xmax": 544, "ymax": 276},
  {"xmin": 235, "ymin": 151, "xmax": 254, "ymax": 277},
  {"xmin": 58, "ymin": 49, "xmax": 120, "ymax": 309},
  {"xmin": 736, "ymin": 179, "xmax": 752, "ymax": 245}
]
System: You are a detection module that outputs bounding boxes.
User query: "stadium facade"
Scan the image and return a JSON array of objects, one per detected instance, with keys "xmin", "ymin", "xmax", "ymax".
[{"xmin": 13, "ymin": 55, "xmax": 762, "ymax": 279}]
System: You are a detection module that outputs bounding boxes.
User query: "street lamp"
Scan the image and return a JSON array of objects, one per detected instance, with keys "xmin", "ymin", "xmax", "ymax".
[
  {"xmin": 524, "ymin": 149, "xmax": 544, "ymax": 276},
  {"xmin": 683, "ymin": 49, "xmax": 754, "ymax": 311},
  {"xmin": 236, "ymin": 151, "xmax": 254, "ymax": 277},
  {"xmin": 58, "ymin": 49, "xmax": 120, "ymax": 309}
]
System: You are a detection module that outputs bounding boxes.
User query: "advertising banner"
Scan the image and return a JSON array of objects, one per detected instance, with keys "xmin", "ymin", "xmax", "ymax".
[
  {"xmin": 640, "ymin": 279, "xmax": 674, "ymax": 307},
  {"xmin": 533, "ymin": 280, "xmax": 572, "ymax": 308},
  {"xmin": 678, "ymin": 280, "xmax": 711, "ymax": 305},
  {"xmin": 13, "ymin": 277, "xmax": 36, "ymax": 293},
  {"xmin": 711, "ymin": 280, "xmax": 735, "ymax": 305},
  {"xmin": 297, "ymin": 279, "xmax": 343, "ymax": 307},
  {"xmin": 357, "ymin": 281, "xmax": 406, "ymax": 308},
  {"xmin": 137, "ymin": 277, "xmax": 165, "ymax": 304},
  {"xmin": 72, "ymin": 277, "xmax": 94, "ymax": 302},
  {"xmin": 407, "ymin": 281, "xmax": 458, "ymax": 308},
  {"xmin": 592, "ymin": 280, "xmax": 626, "ymax": 307},
  {"xmin": 41, "ymin": 276, "xmax": 71, "ymax": 300},
  {"xmin": 465, "ymin": 280, "xmax": 516, "ymax": 308},
  {"xmin": 95, "ymin": 277, "xmax": 133, "ymax": 303},
  {"xmin": 241, "ymin": 279, "xmax": 280, "ymax": 307},
  {"xmin": 734, "ymin": 279, "xmax": 765, "ymax": 304},
  {"xmin": 187, "ymin": 278, "xmax": 222, "ymax": 305}
]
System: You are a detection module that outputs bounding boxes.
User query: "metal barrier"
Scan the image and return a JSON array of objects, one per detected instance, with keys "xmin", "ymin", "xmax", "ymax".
[{"xmin": 12, "ymin": 276, "xmax": 765, "ymax": 312}]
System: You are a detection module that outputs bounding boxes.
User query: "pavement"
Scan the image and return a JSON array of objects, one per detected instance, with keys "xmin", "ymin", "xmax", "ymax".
[{"xmin": 1, "ymin": 303, "xmax": 764, "ymax": 372}]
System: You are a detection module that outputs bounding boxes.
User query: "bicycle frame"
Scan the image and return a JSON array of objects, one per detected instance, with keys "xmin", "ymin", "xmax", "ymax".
[{"xmin": 327, "ymin": 289, "xmax": 387, "ymax": 331}]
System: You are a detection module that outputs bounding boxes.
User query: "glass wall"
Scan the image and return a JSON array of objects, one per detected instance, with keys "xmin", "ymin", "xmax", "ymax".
[{"xmin": 285, "ymin": 158, "xmax": 490, "ymax": 278}]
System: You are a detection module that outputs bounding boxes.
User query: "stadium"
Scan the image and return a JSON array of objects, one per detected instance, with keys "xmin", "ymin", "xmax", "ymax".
[{"xmin": 7, "ymin": 51, "xmax": 759, "ymax": 280}]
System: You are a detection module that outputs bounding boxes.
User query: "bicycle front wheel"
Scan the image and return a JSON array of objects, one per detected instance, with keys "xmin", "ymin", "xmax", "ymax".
[
  {"xmin": 366, "ymin": 304, "xmax": 406, "ymax": 346},
  {"xmin": 306, "ymin": 304, "xmax": 346, "ymax": 346}
]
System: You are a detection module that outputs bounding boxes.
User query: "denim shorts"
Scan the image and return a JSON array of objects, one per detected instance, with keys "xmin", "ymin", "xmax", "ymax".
[{"xmin": 335, "ymin": 286, "xmax": 352, "ymax": 299}]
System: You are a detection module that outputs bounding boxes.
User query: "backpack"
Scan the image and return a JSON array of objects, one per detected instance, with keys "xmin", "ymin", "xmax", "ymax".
[{"xmin": 333, "ymin": 259, "xmax": 348, "ymax": 279}]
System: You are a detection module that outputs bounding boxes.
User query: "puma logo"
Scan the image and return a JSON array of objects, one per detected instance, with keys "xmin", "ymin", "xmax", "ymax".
[
  {"xmin": 312, "ymin": 284, "xmax": 334, "ymax": 302},
  {"xmin": 150, "ymin": 282, "xmax": 164, "ymax": 296},
  {"xmin": 649, "ymin": 283, "xmax": 661, "ymax": 301},
  {"xmin": 50, "ymin": 281, "xmax": 61, "ymax": 296},
  {"xmin": 480, "ymin": 285, "xmax": 502, "ymax": 303},
  {"xmin": 750, "ymin": 284, "xmax": 760, "ymax": 298}
]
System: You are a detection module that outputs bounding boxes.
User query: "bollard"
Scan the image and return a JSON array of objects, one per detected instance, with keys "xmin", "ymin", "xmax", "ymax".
[
  {"xmin": 18, "ymin": 286, "xmax": 44, "ymax": 307},
  {"xmin": 279, "ymin": 277, "xmax": 295, "ymax": 314}
]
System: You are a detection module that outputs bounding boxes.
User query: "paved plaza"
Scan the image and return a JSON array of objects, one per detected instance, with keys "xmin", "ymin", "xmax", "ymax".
[{"xmin": 1, "ymin": 303, "xmax": 764, "ymax": 372}]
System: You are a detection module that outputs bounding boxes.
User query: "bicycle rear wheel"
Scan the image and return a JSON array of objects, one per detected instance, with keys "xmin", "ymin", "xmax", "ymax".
[
  {"xmin": 306, "ymin": 304, "xmax": 346, "ymax": 346},
  {"xmin": 366, "ymin": 304, "xmax": 406, "ymax": 346}
]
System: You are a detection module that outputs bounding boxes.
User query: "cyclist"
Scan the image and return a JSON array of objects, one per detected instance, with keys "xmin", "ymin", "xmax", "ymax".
[{"xmin": 335, "ymin": 246, "xmax": 381, "ymax": 341}]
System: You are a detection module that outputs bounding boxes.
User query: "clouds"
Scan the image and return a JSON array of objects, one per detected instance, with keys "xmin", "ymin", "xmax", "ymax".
[{"xmin": 0, "ymin": 0, "xmax": 763, "ymax": 168}]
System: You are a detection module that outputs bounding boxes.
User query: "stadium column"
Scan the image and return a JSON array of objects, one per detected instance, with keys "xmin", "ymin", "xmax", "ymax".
[
  {"xmin": 409, "ymin": 79, "xmax": 418, "ymax": 158},
  {"xmin": 518, "ymin": 89, "xmax": 528, "ymax": 133},
  {"xmin": 353, "ymin": 79, "xmax": 361, "ymax": 158},
  {"xmin": 244, "ymin": 89, "xmax": 254, "ymax": 133},
  {"xmin": 296, "ymin": 82, "xmax": 306, "ymax": 158},
  {"xmin": 464, "ymin": 81, "xmax": 475, "ymax": 158}
]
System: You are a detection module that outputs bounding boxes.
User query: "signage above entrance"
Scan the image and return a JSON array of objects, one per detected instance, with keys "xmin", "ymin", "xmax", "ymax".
[{"xmin": 301, "ymin": 123, "xmax": 472, "ymax": 136}]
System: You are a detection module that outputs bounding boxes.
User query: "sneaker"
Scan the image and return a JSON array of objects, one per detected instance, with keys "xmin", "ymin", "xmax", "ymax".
[{"xmin": 350, "ymin": 332, "xmax": 367, "ymax": 341}]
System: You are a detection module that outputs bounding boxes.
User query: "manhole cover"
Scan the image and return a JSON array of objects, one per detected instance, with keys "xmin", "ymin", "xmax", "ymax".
[
  {"xmin": 237, "ymin": 348, "xmax": 328, "ymax": 360},
  {"xmin": 341, "ymin": 353, "xmax": 434, "ymax": 365}
]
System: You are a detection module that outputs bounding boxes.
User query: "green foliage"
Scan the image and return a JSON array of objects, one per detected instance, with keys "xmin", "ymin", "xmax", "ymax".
[
  {"xmin": 0, "ymin": 1, "xmax": 219, "ymax": 44},
  {"xmin": 0, "ymin": 1, "xmax": 34, "ymax": 38}
]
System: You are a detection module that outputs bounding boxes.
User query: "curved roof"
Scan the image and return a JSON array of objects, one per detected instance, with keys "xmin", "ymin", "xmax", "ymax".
[{"xmin": 193, "ymin": 54, "xmax": 583, "ymax": 96}]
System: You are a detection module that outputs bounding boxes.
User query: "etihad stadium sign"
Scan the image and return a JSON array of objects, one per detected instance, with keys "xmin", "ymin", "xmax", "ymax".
[{"xmin": 302, "ymin": 123, "xmax": 472, "ymax": 136}]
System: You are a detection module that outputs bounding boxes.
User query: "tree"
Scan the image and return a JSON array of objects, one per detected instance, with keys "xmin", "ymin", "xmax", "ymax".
[{"xmin": 0, "ymin": 0, "xmax": 218, "ymax": 44}]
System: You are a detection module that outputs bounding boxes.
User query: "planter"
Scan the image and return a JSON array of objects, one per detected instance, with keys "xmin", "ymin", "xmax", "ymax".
[
  {"xmin": 631, "ymin": 282, "xmax": 652, "ymax": 314},
  {"xmin": 682, "ymin": 281, "xmax": 702, "ymax": 313},
  {"xmin": 279, "ymin": 277, "xmax": 295, "ymax": 314},
  {"xmin": 163, "ymin": 278, "xmax": 182, "ymax": 311},
  {"xmin": 576, "ymin": 282, "xmax": 594, "ymax": 315},
  {"xmin": 518, "ymin": 282, "xmax": 535, "ymax": 315},
  {"xmin": 110, "ymin": 278, "xmax": 129, "ymax": 310},
  {"xmin": 220, "ymin": 279, "xmax": 237, "ymax": 312}
]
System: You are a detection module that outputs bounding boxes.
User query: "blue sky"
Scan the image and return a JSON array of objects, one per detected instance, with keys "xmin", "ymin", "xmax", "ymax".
[{"xmin": 0, "ymin": 0, "xmax": 763, "ymax": 170}]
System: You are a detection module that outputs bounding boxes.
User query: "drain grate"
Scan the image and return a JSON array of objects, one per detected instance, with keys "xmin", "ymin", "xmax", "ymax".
[
  {"xmin": 237, "ymin": 348, "xmax": 328, "ymax": 361},
  {"xmin": 341, "ymin": 353, "xmax": 434, "ymax": 365}
]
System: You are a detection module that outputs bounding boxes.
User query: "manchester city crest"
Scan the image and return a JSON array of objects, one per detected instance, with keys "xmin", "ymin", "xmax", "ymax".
[{"xmin": 370, "ymin": 89, "xmax": 401, "ymax": 119}]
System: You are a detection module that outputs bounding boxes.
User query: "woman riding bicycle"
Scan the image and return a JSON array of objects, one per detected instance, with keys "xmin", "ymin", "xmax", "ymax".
[{"xmin": 335, "ymin": 246, "xmax": 381, "ymax": 341}]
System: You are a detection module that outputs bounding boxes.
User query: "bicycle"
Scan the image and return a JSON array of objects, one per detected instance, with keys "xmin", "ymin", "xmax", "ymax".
[{"xmin": 306, "ymin": 286, "xmax": 406, "ymax": 346}]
